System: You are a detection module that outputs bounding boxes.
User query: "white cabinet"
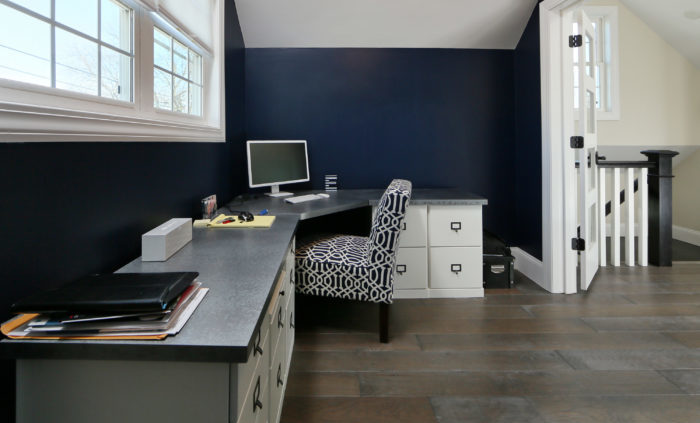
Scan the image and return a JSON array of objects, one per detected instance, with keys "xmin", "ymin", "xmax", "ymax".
[
  {"xmin": 389, "ymin": 204, "xmax": 484, "ymax": 298},
  {"xmin": 238, "ymin": 239, "xmax": 295, "ymax": 423}
]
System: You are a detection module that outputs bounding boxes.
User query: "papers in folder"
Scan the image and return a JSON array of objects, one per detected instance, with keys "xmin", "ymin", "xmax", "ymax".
[{"xmin": 1, "ymin": 284, "xmax": 208, "ymax": 340}]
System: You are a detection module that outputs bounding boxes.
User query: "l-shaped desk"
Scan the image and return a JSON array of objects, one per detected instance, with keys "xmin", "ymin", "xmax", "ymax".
[{"xmin": 1, "ymin": 189, "xmax": 486, "ymax": 423}]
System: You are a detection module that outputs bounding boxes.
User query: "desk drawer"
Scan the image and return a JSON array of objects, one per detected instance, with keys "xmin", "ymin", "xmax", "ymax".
[
  {"xmin": 236, "ymin": 310, "xmax": 270, "ymax": 420},
  {"xmin": 269, "ymin": 329, "xmax": 287, "ymax": 423},
  {"xmin": 237, "ymin": 366, "xmax": 269, "ymax": 423},
  {"xmin": 394, "ymin": 247, "xmax": 427, "ymax": 290},
  {"xmin": 285, "ymin": 289, "xmax": 295, "ymax": 363},
  {"xmin": 428, "ymin": 205, "xmax": 482, "ymax": 247},
  {"xmin": 429, "ymin": 246, "xmax": 482, "ymax": 289}
]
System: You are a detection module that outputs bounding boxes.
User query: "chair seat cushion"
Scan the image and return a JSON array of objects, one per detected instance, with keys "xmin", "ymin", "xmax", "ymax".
[{"xmin": 295, "ymin": 235, "xmax": 392, "ymax": 303}]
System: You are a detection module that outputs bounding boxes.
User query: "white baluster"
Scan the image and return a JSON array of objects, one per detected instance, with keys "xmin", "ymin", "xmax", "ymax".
[
  {"xmin": 611, "ymin": 168, "xmax": 621, "ymax": 266},
  {"xmin": 625, "ymin": 168, "xmax": 635, "ymax": 266},
  {"xmin": 599, "ymin": 167, "xmax": 607, "ymax": 267},
  {"xmin": 639, "ymin": 168, "xmax": 648, "ymax": 266}
]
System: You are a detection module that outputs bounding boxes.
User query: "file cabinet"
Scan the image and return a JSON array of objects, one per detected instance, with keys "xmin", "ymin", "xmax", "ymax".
[{"xmin": 385, "ymin": 204, "xmax": 484, "ymax": 298}]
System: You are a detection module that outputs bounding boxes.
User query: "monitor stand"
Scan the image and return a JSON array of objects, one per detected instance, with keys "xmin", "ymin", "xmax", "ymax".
[{"xmin": 265, "ymin": 185, "xmax": 293, "ymax": 197}]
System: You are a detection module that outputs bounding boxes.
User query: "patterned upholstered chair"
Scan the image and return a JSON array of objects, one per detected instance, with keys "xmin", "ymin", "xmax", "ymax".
[{"xmin": 295, "ymin": 179, "xmax": 412, "ymax": 342}]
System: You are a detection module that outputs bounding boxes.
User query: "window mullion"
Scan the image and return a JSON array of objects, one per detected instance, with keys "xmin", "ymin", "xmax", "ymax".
[
  {"xmin": 50, "ymin": 0, "xmax": 56, "ymax": 89},
  {"xmin": 97, "ymin": 0, "xmax": 102, "ymax": 97}
]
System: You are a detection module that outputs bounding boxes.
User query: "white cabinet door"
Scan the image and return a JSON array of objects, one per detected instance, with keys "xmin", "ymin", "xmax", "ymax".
[
  {"xmin": 393, "ymin": 247, "xmax": 428, "ymax": 289},
  {"xmin": 399, "ymin": 205, "xmax": 427, "ymax": 247},
  {"xmin": 428, "ymin": 206, "xmax": 482, "ymax": 247},
  {"xmin": 429, "ymin": 247, "xmax": 482, "ymax": 289}
]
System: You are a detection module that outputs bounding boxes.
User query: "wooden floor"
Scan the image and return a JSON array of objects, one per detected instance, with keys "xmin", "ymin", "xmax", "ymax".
[{"xmin": 282, "ymin": 264, "xmax": 700, "ymax": 423}]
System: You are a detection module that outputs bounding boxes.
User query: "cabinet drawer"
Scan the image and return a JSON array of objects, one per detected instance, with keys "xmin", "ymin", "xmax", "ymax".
[
  {"xmin": 269, "ymin": 329, "xmax": 287, "ymax": 423},
  {"xmin": 236, "ymin": 310, "xmax": 270, "ymax": 420},
  {"xmin": 429, "ymin": 247, "xmax": 483, "ymax": 289},
  {"xmin": 270, "ymin": 298, "xmax": 286, "ymax": 356},
  {"xmin": 237, "ymin": 364, "xmax": 269, "ymax": 423},
  {"xmin": 428, "ymin": 205, "xmax": 482, "ymax": 247},
  {"xmin": 394, "ymin": 247, "xmax": 427, "ymax": 290},
  {"xmin": 285, "ymin": 288, "xmax": 295, "ymax": 364},
  {"xmin": 399, "ymin": 205, "xmax": 427, "ymax": 247}
]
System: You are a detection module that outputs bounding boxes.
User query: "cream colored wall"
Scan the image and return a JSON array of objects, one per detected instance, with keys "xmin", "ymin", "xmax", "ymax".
[
  {"xmin": 585, "ymin": 0, "xmax": 700, "ymax": 147},
  {"xmin": 673, "ymin": 149, "xmax": 700, "ymax": 232}
]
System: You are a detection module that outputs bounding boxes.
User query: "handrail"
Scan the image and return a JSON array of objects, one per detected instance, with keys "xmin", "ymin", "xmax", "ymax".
[{"xmin": 596, "ymin": 153, "xmax": 655, "ymax": 168}]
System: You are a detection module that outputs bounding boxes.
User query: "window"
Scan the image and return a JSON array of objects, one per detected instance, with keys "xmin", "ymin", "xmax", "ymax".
[
  {"xmin": 0, "ymin": 0, "xmax": 225, "ymax": 142},
  {"xmin": 153, "ymin": 27, "xmax": 202, "ymax": 116},
  {"xmin": 0, "ymin": 0, "xmax": 133, "ymax": 100},
  {"xmin": 573, "ymin": 6, "xmax": 620, "ymax": 120}
]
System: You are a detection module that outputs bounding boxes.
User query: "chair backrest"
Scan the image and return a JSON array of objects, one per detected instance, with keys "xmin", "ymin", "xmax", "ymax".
[{"xmin": 367, "ymin": 179, "xmax": 412, "ymax": 269}]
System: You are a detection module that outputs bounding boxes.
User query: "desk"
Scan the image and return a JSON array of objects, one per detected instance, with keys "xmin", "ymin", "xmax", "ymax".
[{"xmin": 1, "ymin": 189, "xmax": 486, "ymax": 423}]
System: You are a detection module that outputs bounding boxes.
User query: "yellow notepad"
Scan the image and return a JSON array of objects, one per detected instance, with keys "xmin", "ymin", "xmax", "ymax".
[{"xmin": 206, "ymin": 214, "xmax": 276, "ymax": 228}]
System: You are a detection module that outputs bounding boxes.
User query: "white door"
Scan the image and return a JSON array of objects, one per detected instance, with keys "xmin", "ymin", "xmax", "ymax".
[{"xmin": 575, "ymin": 10, "xmax": 599, "ymax": 290}]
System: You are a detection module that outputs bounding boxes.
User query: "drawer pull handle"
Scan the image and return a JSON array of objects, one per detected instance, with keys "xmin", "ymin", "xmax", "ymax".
[
  {"xmin": 254, "ymin": 329, "xmax": 263, "ymax": 356},
  {"xmin": 277, "ymin": 363, "xmax": 284, "ymax": 387},
  {"xmin": 290, "ymin": 311, "xmax": 295, "ymax": 328},
  {"xmin": 278, "ymin": 308, "xmax": 285, "ymax": 328},
  {"xmin": 450, "ymin": 221, "xmax": 462, "ymax": 231},
  {"xmin": 396, "ymin": 264, "xmax": 407, "ymax": 275},
  {"xmin": 280, "ymin": 289, "xmax": 285, "ymax": 296},
  {"xmin": 401, "ymin": 222, "xmax": 407, "ymax": 231},
  {"xmin": 253, "ymin": 376, "xmax": 263, "ymax": 412},
  {"xmin": 451, "ymin": 264, "xmax": 462, "ymax": 273}
]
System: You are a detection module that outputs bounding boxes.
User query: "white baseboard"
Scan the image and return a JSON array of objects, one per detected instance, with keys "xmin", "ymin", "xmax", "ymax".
[
  {"xmin": 673, "ymin": 225, "xmax": 700, "ymax": 247},
  {"xmin": 511, "ymin": 247, "xmax": 545, "ymax": 289}
]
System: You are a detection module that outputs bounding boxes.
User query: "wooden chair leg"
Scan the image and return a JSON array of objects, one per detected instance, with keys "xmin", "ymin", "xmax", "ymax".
[{"xmin": 379, "ymin": 303, "xmax": 389, "ymax": 343}]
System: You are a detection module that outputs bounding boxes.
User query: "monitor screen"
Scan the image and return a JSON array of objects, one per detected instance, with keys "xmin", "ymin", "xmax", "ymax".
[{"xmin": 247, "ymin": 140, "xmax": 310, "ymax": 188}]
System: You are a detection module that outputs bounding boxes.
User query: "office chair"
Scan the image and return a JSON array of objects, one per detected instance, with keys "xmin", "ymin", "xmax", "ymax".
[{"xmin": 295, "ymin": 179, "xmax": 412, "ymax": 342}]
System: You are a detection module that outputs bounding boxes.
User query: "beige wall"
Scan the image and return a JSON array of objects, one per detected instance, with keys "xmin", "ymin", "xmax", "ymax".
[
  {"xmin": 673, "ymin": 148, "xmax": 700, "ymax": 232},
  {"xmin": 586, "ymin": 0, "xmax": 700, "ymax": 147}
]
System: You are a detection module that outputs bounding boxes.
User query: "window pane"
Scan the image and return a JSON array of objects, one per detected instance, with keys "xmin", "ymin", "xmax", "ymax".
[
  {"xmin": 8, "ymin": 0, "xmax": 50, "ymax": 17},
  {"xmin": 189, "ymin": 50, "xmax": 202, "ymax": 84},
  {"xmin": 189, "ymin": 83, "xmax": 201, "ymax": 116},
  {"xmin": 173, "ymin": 40, "xmax": 188, "ymax": 78},
  {"xmin": 154, "ymin": 28, "xmax": 171, "ymax": 71},
  {"xmin": 55, "ymin": 28, "xmax": 98, "ymax": 95},
  {"xmin": 101, "ymin": 46, "xmax": 131, "ymax": 101},
  {"xmin": 56, "ymin": 0, "xmax": 98, "ymax": 38},
  {"xmin": 173, "ymin": 76, "xmax": 187, "ymax": 113},
  {"xmin": 154, "ymin": 68, "xmax": 172, "ymax": 110},
  {"xmin": 101, "ymin": 0, "xmax": 131, "ymax": 51},
  {"xmin": 0, "ymin": 4, "xmax": 51, "ymax": 86}
]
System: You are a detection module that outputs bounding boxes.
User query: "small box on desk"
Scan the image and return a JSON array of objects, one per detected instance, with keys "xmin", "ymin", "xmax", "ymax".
[{"xmin": 142, "ymin": 218, "xmax": 192, "ymax": 261}]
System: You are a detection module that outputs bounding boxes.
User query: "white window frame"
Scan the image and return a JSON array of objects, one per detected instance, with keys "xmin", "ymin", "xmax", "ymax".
[
  {"xmin": 0, "ymin": 0, "xmax": 225, "ymax": 142},
  {"xmin": 582, "ymin": 5, "xmax": 620, "ymax": 121}
]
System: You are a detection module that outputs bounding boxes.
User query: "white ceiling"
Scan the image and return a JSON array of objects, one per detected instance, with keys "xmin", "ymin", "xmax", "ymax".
[
  {"xmin": 620, "ymin": 0, "xmax": 700, "ymax": 69},
  {"xmin": 235, "ymin": 0, "xmax": 538, "ymax": 49}
]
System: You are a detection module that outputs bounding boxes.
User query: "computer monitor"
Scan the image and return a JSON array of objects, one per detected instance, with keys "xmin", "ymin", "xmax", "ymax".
[{"xmin": 247, "ymin": 140, "xmax": 310, "ymax": 197}]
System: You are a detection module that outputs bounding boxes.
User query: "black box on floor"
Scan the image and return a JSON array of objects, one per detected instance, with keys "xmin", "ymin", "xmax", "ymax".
[
  {"xmin": 483, "ymin": 254, "xmax": 515, "ymax": 289},
  {"xmin": 483, "ymin": 230, "xmax": 515, "ymax": 289}
]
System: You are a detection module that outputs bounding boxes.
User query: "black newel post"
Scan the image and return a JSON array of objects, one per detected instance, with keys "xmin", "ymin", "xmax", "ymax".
[{"xmin": 642, "ymin": 150, "xmax": 678, "ymax": 267}]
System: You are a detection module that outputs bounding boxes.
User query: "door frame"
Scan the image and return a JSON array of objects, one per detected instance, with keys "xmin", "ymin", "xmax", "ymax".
[{"xmin": 539, "ymin": 0, "xmax": 584, "ymax": 294}]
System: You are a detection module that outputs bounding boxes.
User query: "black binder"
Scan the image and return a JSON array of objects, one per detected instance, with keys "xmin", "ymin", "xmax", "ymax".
[{"xmin": 10, "ymin": 272, "xmax": 199, "ymax": 314}]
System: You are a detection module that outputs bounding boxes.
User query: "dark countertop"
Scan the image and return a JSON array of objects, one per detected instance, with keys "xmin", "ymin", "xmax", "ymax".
[
  {"xmin": 225, "ymin": 189, "xmax": 487, "ymax": 220},
  {"xmin": 0, "ymin": 215, "xmax": 299, "ymax": 363},
  {"xmin": 1, "ymin": 189, "xmax": 486, "ymax": 363}
]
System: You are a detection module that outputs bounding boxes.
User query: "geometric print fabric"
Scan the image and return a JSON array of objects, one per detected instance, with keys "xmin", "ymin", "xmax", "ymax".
[{"xmin": 295, "ymin": 179, "xmax": 412, "ymax": 304}]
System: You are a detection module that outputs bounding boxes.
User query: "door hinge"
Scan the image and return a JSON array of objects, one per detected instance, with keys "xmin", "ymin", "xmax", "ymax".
[
  {"xmin": 571, "ymin": 237, "xmax": 586, "ymax": 251},
  {"xmin": 569, "ymin": 35, "xmax": 582, "ymax": 48},
  {"xmin": 570, "ymin": 136, "xmax": 584, "ymax": 149}
]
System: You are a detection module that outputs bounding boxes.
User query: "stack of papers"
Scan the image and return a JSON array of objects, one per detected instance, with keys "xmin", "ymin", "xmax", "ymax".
[{"xmin": 2, "ymin": 273, "xmax": 208, "ymax": 340}]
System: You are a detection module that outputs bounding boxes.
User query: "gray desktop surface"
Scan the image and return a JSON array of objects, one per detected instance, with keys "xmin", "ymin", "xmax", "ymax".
[
  {"xmin": 226, "ymin": 188, "xmax": 487, "ymax": 220},
  {"xmin": 1, "ymin": 189, "xmax": 486, "ymax": 364},
  {"xmin": 0, "ymin": 215, "xmax": 300, "ymax": 363}
]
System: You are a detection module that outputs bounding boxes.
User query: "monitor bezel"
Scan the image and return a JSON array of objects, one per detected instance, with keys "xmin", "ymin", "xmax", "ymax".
[{"xmin": 246, "ymin": 140, "xmax": 310, "ymax": 189}]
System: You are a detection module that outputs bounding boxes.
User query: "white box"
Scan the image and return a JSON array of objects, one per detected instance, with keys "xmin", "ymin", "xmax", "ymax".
[{"xmin": 142, "ymin": 218, "xmax": 192, "ymax": 261}]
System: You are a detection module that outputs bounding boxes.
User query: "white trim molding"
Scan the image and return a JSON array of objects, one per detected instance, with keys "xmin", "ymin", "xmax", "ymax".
[
  {"xmin": 512, "ymin": 247, "xmax": 546, "ymax": 290},
  {"xmin": 673, "ymin": 225, "xmax": 700, "ymax": 247}
]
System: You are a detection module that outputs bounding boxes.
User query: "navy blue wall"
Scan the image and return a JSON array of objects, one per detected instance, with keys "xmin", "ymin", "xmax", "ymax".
[
  {"xmin": 245, "ymin": 48, "xmax": 517, "ymax": 240},
  {"xmin": 513, "ymin": 5, "xmax": 543, "ymax": 260},
  {"xmin": 0, "ymin": 3, "xmax": 246, "ymax": 420}
]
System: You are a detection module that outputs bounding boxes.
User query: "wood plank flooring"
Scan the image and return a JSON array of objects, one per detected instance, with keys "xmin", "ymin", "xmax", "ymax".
[{"xmin": 282, "ymin": 264, "xmax": 700, "ymax": 423}]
